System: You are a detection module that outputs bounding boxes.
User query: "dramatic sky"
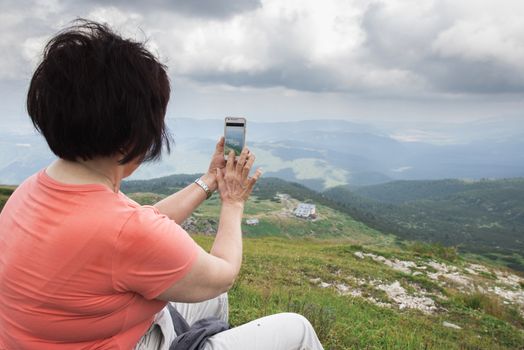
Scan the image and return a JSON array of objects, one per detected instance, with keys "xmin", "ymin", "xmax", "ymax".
[{"xmin": 1, "ymin": 0, "xmax": 523, "ymax": 136}]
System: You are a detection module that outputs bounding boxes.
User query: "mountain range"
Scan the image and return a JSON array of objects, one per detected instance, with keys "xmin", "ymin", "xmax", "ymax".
[{"xmin": 1, "ymin": 117, "xmax": 523, "ymax": 190}]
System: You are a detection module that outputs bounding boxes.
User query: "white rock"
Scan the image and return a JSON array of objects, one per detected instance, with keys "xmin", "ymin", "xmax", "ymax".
[
  {"xmin": 442, "ymin": 321, "xmax": 462, "ymax": 330},
  {"xmin": 383, "ymin": 259, "xmax": 415, "ymax": 274},
  {"xmin": 489, "ymin": 286, "xmax": 524, "ymax": 306},
  {"xmin": 464, "ymin": 268, "xmax": 478, "ymax": 275},
  {"xmin": 354, "ymin": 251, "xmax": 365, "ymax": 259},
  {"xmin": 443, "ymin": 272, "xmax": 472, "ymax": 289},
  {"xmin": 335, "ymin": 283, "xmax": 364, "ymax": 297},
  {"xmin": 427, "ymin": 272, "xmax": 441, "ymax": 281},
  {"xmin": 468, "ymin": 263, "xmax": 490, "ymax": 274},
  {"xmin": 495, "ymin": 270, "xmax": 523, "ymax": 288},
  {"xmin": 376, "ymin": 281, "xmax": 437, "ymax": 314},
  {"xmin": 335, "ymin": 283, "xmax": 350, "ymax": 293},
  {"xmin": 350, "ymin": 290, "xmax": 363, "ymax": 297},
  {"xmin": 359, "ymin": 252, "xmax": 416, "ymax": 274},
  {"xmin": 428, "ymin": 261, "xmax": 456, "ymax": 273},
  {"xmin": 320, "ymin": 282, "xmax": 332, "ymax": 288}
]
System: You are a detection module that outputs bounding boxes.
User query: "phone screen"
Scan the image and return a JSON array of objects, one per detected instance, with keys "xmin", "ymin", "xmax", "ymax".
[{"xmin": 224, "ymin": 120, "xmax": 246, "ymax": 158}]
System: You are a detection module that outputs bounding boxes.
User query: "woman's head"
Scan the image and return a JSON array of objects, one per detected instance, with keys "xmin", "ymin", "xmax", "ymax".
[{"xmin": 27, "ymin": 19, "xmax": 172, "ymax": 165}]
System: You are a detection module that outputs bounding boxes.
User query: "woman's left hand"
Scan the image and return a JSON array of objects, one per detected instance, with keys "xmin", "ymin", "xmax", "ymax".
[{"xmin": 203, "ymin": 137, "xmax": 226, "ymax": 192}]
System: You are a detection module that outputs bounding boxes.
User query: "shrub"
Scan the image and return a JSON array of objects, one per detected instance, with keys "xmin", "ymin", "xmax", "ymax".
[
  {"xmin": 286, "ymin": 296, "xmax": 337, "ymax": 341},
  {"xmin": 453, "ymin": 292, "xmax": 524, "ymax": 328},
  {"xmin": 408, "ymin": 241, "xmax": 459, "ymax": 261}
]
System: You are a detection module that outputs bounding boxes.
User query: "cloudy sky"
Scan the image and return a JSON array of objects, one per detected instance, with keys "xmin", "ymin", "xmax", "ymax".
[{"xmin": 1, "ymin": 0, "xmax": 523, "ymax": 136}]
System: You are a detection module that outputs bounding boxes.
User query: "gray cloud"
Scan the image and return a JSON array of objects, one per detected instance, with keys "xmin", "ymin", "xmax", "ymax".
[
  {"xmin": 360, "ymin": 1, "xmax": 524, "ymax": 94},
  {"xmin": 3, "ymin": 0, "xmax": 524, "ymax": 95},
  {"xmin": 0, "ymin": 0, "xmax": 523, "ymax": 130},
  {"xmin": 421, "ymin": 57, "xmax": 524, "ymax": 94},
  {"xmin": 164, "ymin": 0, "xmax": 262, "ymax": 18},
  {"xmin": 187, "ymin": 66, "xmax": 350, "ymax": 93},
  {"xmin": 68, "ymin": 0, "xmax": 262, "ymax": 18},
  {"xmin": 147, "ymin": 0, "xmax": 524, "ymax": 96}
]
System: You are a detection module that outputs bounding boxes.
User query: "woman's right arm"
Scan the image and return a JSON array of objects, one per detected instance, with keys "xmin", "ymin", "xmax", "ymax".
[{"xmin": 156, "ymin": 148, "xmax": 261, "ymax": 303}]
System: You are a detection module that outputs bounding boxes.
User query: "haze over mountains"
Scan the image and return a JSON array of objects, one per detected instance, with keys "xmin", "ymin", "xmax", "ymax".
[{"xmin": 1, "ymin": 117, "xmax": 523, "ymax": 189}]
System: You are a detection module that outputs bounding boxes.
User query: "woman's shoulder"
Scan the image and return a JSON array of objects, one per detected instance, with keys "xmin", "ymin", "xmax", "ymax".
[
  {"xmin": 5, "ymin": 168, "xmax": 148, "ymax": 228},
  {"xmin": 119, "ymin": 203, "xmax": 166, "ymax": 232}
]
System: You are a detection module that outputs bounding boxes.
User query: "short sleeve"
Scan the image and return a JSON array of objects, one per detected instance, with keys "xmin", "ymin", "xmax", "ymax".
[{"xmin": 112, "ymin": 205, "xmax": 200, "ymax": 300}]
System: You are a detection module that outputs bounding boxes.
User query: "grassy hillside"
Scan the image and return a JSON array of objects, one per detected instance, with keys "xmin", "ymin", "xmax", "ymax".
[
  {"xmin": 192, "ymin": 234, "xmax": 524, "ymax": 349},
  {"xmin": 324, "ymin": 179, "xmax": 524, "ymax": 271},
  {"xmin": 125, "ymin": 192, "xmax": 394, "ymax": 245},
  {"xmin": 124, "ymin": 186, "xmax": 524, "ymax": 349}
]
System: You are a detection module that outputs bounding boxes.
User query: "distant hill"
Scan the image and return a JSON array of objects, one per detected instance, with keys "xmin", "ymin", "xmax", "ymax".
[
  {"xmin": 3, "ymin": 118, "xmax": 524, "ymax": 190},
  {"xmin": 324, "ymin": 178, "xmax": 524, "ymax": 271},
  {"xmin": 122, "ymin": 174, "xmax": 353, "ymax": 218},
  {"xmin": 122, "ymin": 173, "xmax": 323, "ymax": 203},
  {"xmin": 121, "ymin": 173, "xmax": 198, "ymax": 195}
]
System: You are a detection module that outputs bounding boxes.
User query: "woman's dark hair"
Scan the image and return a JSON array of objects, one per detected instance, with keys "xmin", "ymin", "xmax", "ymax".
[{"xmin": 27, "ymin": 19, "xmax": 172, "ymax": 165}]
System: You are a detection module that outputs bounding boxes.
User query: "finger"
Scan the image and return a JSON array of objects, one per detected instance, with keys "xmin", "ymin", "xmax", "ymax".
[
  {"xmin": 236, "ymin": 147, "xmax": 250, "ymax": 173},
  {"xmin": 215, "ymin": 136, "xmax": 225, "ymax": 153},
  {"xmin": 246, "ymin": 168, "xmax": 263, "ymax": 190},
  {"xmin": 226, "ymin": 149, "xmax": 235, "ymax": 172},
  {"xmin": 242, "ymin": 154, "xmax": 255, "ymax": 180},
  {"xmin": 216, "ymin": 167, "xmax": 225, "ymax": 187},
  {"xmin": 215, "ymin": 168, "xmax": 226, "ymax": 193}
]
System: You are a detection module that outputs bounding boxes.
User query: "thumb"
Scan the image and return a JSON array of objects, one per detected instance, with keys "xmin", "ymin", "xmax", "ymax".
[
  {"xmin": 216, "ymin": 167, "xmax": 225, "ymax": 188},
  {"xmin": 215, "ymin": 136, "xmax": 225, "ymax": 153}
]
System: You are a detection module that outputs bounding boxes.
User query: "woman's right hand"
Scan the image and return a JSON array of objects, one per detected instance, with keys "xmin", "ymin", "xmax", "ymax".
[
  {"xmin": 159, "ymin": 147, "xmax": 260, "ymax": 303},
  {"xmin": 216, "ymin": 148, "xmax": 262, "ymax": 207}
]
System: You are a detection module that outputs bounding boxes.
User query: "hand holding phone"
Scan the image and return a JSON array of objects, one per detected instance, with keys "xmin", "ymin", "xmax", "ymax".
[{"xmin": 224, "ymin": 116, "xmax": 246, "ymax": 160}]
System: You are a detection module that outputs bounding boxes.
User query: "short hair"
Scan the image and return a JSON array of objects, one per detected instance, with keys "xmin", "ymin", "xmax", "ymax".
[{"xmin": 27, "ymin": 19, "xmax": 172, "ymax": 165}]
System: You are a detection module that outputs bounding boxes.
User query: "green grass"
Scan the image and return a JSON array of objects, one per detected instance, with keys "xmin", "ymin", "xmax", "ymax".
[
  {"xmin": 0, "ymin": 185, "xmax": 16, "ymax": 212},
  {"xmin": 404, "ymin": 241, "xmax": 460, "ymax": 261},
  {"xmin": 450, "ymin": 292, "xmax": 524, "ymax": 329},
  {"xmin": 126, "ymin": 192, "xmax": 167, "ymax": 205},
  {"xmin": 189, "ymin": 195, "xmax": 396, "ymax": 245},
  {"xmin": 192, "ymin": 234, "xmax": 524, "ymax": 350}
]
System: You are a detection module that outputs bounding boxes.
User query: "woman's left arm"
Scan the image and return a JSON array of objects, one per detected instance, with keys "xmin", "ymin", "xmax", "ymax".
[{"xmin": 153, "ymin": 137, "xmax": 226, "ymax": 223}]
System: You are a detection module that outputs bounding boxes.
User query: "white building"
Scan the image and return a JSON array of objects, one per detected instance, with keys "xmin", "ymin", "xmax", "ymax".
[
  {"xmin": 294, "ymin": 203, "xmax": 316, "ymax": 218},
  {"xmin": 246, "ymin": 218, "xmax": 259, "ymax": 226}
]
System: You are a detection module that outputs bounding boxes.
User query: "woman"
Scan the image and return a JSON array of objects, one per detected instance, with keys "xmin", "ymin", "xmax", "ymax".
[{"xmin": 0, "ymin": 20, "xmax": 324, "ymax": 349}]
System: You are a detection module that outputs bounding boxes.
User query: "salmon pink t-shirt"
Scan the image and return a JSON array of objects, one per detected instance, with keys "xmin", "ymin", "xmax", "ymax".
[{"xmin": 0, "ymin": 167, "xmax": 200, "ymax": 349}]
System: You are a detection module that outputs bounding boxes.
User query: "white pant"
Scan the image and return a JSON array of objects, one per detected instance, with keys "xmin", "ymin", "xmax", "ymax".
[{"xmin": 135, "ymin": 292, "xmax": 324, "ymax": 350}]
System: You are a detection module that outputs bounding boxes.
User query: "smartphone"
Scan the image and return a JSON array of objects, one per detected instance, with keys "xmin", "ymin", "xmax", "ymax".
[{"xmin": 224, "ymin": 116, "xmax": 246, "ymax": 160}]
